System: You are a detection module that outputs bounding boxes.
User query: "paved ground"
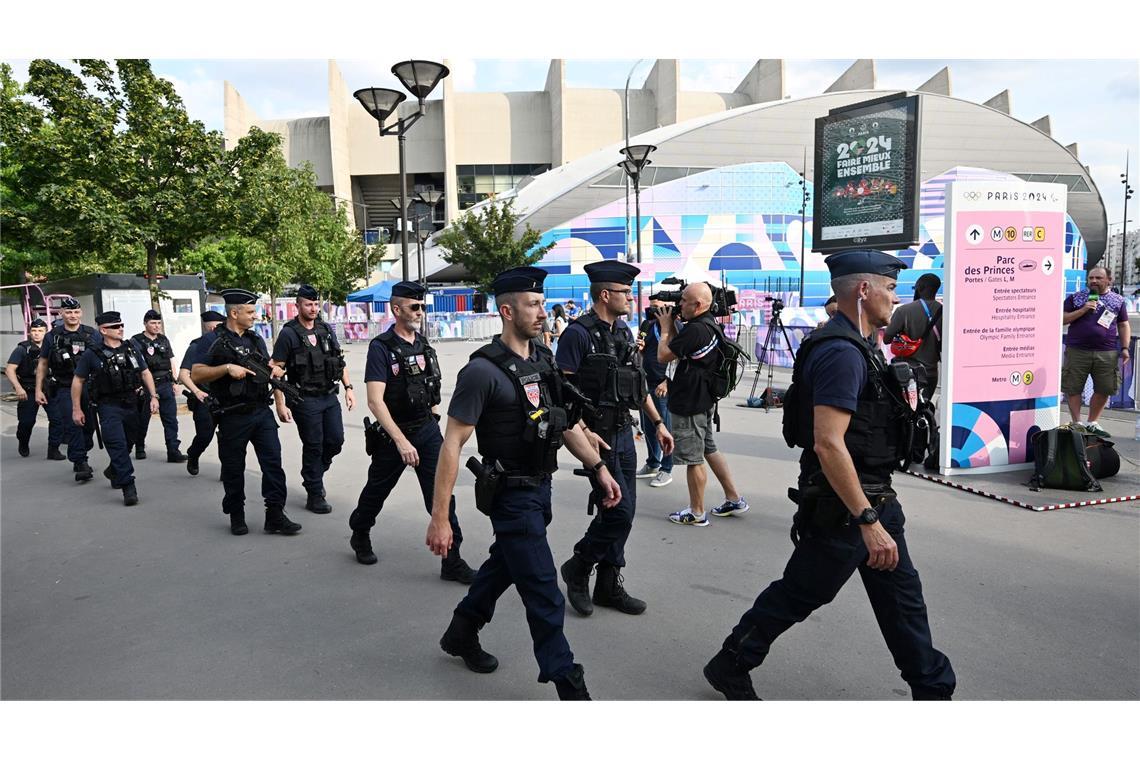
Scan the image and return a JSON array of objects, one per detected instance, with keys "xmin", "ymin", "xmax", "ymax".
[{"xmin": 2, "ymin": 339, "xmax": 1137, "ymax": 700}]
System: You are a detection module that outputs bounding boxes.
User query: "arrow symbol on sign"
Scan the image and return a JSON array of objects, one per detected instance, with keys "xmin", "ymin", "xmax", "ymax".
[
  {"xmin": 970, "ymin": 229, "xmax": 981, "ymax": 240},
  {"xmin": 1044, "ymin": 260, "xmax": 1053, "ymax": 271}
]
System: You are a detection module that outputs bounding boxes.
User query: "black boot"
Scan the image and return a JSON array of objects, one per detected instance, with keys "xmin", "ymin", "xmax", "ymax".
[
  {"xmin": 103, "ymin": 464, "xmax": 115, "ymax": 483},
  {"xmin": 350, "ymin": 531, "xmax": 377, "ymax": 565},
  {"xmin": 135, "ymin": 446, "xmax": 147, "ymax": 460},
  {"xmin": 122, "ymin": 482, "xmax": 139, "ymax": 507},
  {"xmin": 553, "ymin": 664, "xmax": 591, "ymax": 700},
  {"xmin": 264, "ymin": 506, "xmax": 302, "ymax": 535},
  {"xmin": 167, "ymin": 449, "xmax": 187, "ymax": 463},
  {"xmin": 560, "ymin": 554, "xmax": 594, "ymax": 617},
  {"xmin": 18, "ymin": 439, "xmax": 29, "ymax": 457},
  {"xmin": 305, "ymin": 492, "xmax": 332, "ymax": 514},
  {"xmin": 439, "ymin": 613, "xmax": 498, "ymax": 673},
  {"xmin": 186, "ymin": 455, "xmax": 199, "ymax": 476},
  {"xmin": 74, "ymin": 461, "xmax": 94, "ymax": 482},
  {"xmin": 230, "ymin": 509, "xmax": 248, "ymax": 536},
  {"xmin": 703, "ymin": 648, "xmax": 760, "ymax": 700},
  {"xmin": 440, "ymin": 552, "xmax": 476, "ymax": 584},
  {"xmin": 47, "ymin": 446, "xmax": 65, "ymax": 460},
  {"xmin": 592, "ymin": 562, "xmax": 647, "ymax": 615}
]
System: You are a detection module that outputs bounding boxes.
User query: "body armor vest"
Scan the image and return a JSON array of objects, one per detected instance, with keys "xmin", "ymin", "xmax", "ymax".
[
  {"xmin": 281, "ymin": 318, "xmax": 345, "ymax": 394},
  {"xmin": 15, "ymin": 340, "xmax": 42, "ymax": 391},
  {"xmin": 46, "ymin": 325, "xmax": 97, "ymax": 383},
  {"xmin": 473, "ymin": 337, "xmax": 573, "ymax": 477},
  {"xmin": 91, "ymin": 342, "xmax": 145, "ymax": 403},
  {"xmin": 208, "ymin": 328, "xmax": 273, "ymax": 408},
  {"xmin": 785, "ymin": 319, "xmax": 912, "ymax": 485},
  {"xmin": 131, "ymin": 332, "xmax": 174, "ymax": 383},
  {"xmin": 570, "ymin": 312, "xmax": 647, "ymax": 435},
  {"xmin": 376, "ymin": 330, "xmax": 441, "ymax": 427}
]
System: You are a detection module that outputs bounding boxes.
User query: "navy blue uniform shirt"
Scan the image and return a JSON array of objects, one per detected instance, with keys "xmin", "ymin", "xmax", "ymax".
[
  {"xmin": 73, "ymin": 343, "xmax": 148, "ymax": 380},
  {"xmin": 269, "ymin": 319, "xmax": 342, "ymax": 364},
  {"xmin": 555, "ymin": 316, "xmax": 633, "ymax": 373},
  {"xmin": 181, "ymin": 331, "xmax": 220, "ymax": 371},
  {"xmin": 448, "ymin": 344, "xmax": 543, "ymax": 426},
  {"xmin": 802, "ymin": 311, "xmax": 868, "ymax": 414},
  {"xmin": 364, "ymin": 326, "xmax": 425, "ymax": 384}
]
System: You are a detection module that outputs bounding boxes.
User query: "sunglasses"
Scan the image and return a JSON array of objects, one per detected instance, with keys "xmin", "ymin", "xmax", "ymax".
[
  {"xmin": 103, "ymin": 324, "xmax": 124, "ymax": 330},
  {"xmin": 400, "ymin": 303, "xmax": 425, "ymax": 312}
]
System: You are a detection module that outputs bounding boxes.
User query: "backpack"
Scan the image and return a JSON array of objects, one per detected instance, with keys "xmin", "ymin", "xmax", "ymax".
[
  {"xmin": 1027, "ymin": 426, "xmax": 1106, "ymax": 492},
  {"xmin": 708, "ymin": 321, "xmax": 751, "ymax": 400}
]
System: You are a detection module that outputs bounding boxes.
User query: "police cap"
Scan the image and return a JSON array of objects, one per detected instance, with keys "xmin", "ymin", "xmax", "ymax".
[
  {"xmin": 584, "ymin": 259, "xmax": 640, "ymax": 285},
  {"xmin": 391, "ymin": 281, "xmax": 426, "ymax": 299},
  {"xmin": 491, "ymin": 266, "xmax": 547, "ymax": 297},
  {"xmin": 29, "ymin": 318, "xmax": 47, "ymax": 329},
  {"xmin": 296, "ymin": 284, "xmax": 319, "ymax": 301},
  {"xmin": 825, "ymin": 249, "xmax": 907, "ymax": 280},
  {"xmin": 144, "ymin": 309, "xmax": 162, "ymax": 322},
  {"xmin": 220, "ymin": 288, "xmax": 258, "ymax": 305},
  {"xmin": 96, "ymin": 311, "xmax": 123, "ymax": 326},
  {"xmin": 59, "ymin": 297, "xmax": 81, "ymax": 309},
  {"xmin": 201, "ymin": 310, "xmax": 225, "ymax": 323}
]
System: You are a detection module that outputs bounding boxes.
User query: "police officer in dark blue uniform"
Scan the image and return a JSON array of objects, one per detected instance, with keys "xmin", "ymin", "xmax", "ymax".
[
  {"xmin": 269, "ymin": 284, "xmax": 354, "ymax": 513},
  {"xmin": 71, "ymin": 312, "xmax": 159, "ymax": 506},
  {"xmin": 179, "ymin": 310, "xmax": 225, "ymax": 476},
  {"xmin": 703, "ymin": 250, "xmax": 956, "ymax": 700},
  {"xmin": 556, "ymin": 260, "xmax": 673, "ymax": 617},
  {"xmin": 348, "ymin": 281, "xmax": 476, "ymax": 583},
  {"xmin": 5, "ymin": 318, "xmax": 49, "ymax": 457},
  {"xmin": 191, "ymin": 289, "xmax": 301, "ymax": 537},
  {"xmin": 130, "ymin": 310, "xmax": 187, "ymax": 463},
  {"xmin": 426, "ymin": 266, "xmax": 622, "ymax": 700},
  {"xmin": 35, "ymin": 297, "xmax": 100, "ymax": 478}
]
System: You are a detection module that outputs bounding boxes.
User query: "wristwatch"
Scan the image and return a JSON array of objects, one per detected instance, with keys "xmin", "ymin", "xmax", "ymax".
[
  {"xmin": 652, "ymin": 418, "xmax": 664, "ymax": 427},
  {"xmin": 344, "ymin": 383, "xmax": 354, "ymax": 390},
  {"xmin": 590, "ymin": 460, "xmax": 606, "ymax": 473},
  {"xmin": 853, "ymin": 507, "xmax": 879, "ymax": 526}
]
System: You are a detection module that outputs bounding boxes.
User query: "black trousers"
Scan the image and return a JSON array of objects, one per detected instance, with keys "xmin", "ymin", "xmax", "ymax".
[
  {"xmin": 289, "ymin": 391, "xmax": 344, "ymax": 496},
  {"xmin": 16, "ymin": 395, "xmax": 41, "ymax": 444},
  {"xmin": 572, "ymin": 426, "xmax": 637, "ymax": 567},
  {"xmin": 48, "ymin": 385, "xmax": 94, "ymax": 463},
  {"xmin": 217, "ymin": 405, "xmax": 287, "ymax": 515},
  {"xmin": 186, "ymin": 399, "xmax": 217, "ymax": 460},
  {"xmin": 97, "ymin": 399, "xmax": 137, "ymax": 488},
  {"xmin": 136, "ymin": 380, "xmax": 180, "ymax": 453}
]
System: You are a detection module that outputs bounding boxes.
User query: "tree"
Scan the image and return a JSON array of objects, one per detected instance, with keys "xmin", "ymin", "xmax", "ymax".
[
  {"xmin": 435, "ymin": 198, "xmax": 554, "ymax": 293},
  {"xmin": 4, "ymin": 59, "xmax": 226, "ymax": 306}
]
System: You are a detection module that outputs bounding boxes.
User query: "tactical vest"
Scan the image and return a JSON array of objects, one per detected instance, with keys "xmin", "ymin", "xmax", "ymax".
[
  {"xmin": 472, "ymin": 337, "xmax": 573, "ymax": 477},
  {"xmin": 208, "ymin": 328, "xmax": 273, "ymax": 408},
  {"xmin": 281, "ymin": 318, "xmax": 345, "ymax": 394},
  {"xmin": 570, "ymin": 312, "xmax": 647, "ymax": 433},
  {"xmin": 91, "ymin": 343, "xmax": 145, "ymax": 403},
  {"xmin": 784, "ymin": 319, "xmax": 912, "ymax": 485},
  {"xmin": 131, "ymin": 332, "xmax": 174, "ymax": 383},
  {"xmin": 376, "ymin": 329, "xmax": 442, "ymax": 427},
  {"xmin": 15, "ymin": 340, "xmax": 42, "ymax": 391},
  {"xmin": 46, "ymin": 325, "xmax": 97, "ymax": 383}
]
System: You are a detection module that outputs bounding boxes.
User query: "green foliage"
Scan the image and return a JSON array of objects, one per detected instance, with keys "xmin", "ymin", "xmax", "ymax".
[{"xmin": 435, "ymin": 198, "xmax": 554, "ymax": 293}]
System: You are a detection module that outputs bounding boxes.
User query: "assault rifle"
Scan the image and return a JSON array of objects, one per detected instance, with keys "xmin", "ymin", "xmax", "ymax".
[{"xmin": 214, "ymin": 332, "xmax": 304, "ymax": 407}]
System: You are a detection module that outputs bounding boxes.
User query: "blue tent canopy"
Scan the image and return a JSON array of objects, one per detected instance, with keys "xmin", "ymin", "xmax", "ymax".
[{"xmin": 347, "ymin": 281, "xmax": 394, "ymax": 303}]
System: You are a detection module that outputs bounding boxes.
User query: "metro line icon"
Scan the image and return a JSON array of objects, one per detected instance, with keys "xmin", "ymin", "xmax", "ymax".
[{"xmin": 990, "ymin": 227, "xmax": 1004, "ymax": 242}]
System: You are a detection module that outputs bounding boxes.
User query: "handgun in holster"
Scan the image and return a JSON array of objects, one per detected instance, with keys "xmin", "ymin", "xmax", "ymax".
[
  {"xmin": 466, "ymin": 456, "xmax": 505, "ymax": 516},
  {"xmin": 363, "ymin": 416, "xmax": 392, "ymax": 457},
  {"xmin": 787, "ymin": 479, "xmax": 897, "ymax": 540}
]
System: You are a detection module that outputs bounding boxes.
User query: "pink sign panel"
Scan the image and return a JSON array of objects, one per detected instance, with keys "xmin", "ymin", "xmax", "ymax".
[{"xmin": 940, "ymin": 182, "xmax": 1067, "ymax": 473}]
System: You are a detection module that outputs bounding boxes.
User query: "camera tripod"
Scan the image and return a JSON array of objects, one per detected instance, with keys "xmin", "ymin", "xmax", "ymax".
[{"xmin": 747, "ymin": 307, "xmax": 796, "ymax": 413}]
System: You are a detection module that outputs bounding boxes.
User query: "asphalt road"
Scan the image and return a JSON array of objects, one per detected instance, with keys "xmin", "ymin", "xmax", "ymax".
[{"xmin": 2, "ymin": 339, "xmax": 1137, "ymax": 700}]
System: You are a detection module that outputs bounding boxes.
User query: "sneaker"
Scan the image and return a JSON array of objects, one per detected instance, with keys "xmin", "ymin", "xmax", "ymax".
[
  {"xmin": 668, "ymin": 507, "xmax": 709, "ymax": 527},
  {"xmin": 1070, "ymin": 421, "xmax": 1087, "ymax": 433},
  {"xmin": 1084, "ymin": 421, "xmax": 1111, "ymax": 438},
  {"xmin": 711, "ymin": 497, "xmax": 750, "ymax": 517},
  {"xmin": 635, "ymin": 464, "xmax": 660, "ymax": 479},
  {"xmin": 649, "ymin": 470, "xmax": 673, "ymax": 487}
]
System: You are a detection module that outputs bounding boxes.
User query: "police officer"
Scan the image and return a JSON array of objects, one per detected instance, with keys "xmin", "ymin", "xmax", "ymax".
[
  {"xmin": 191, "ymin": 289, "xmax": 301, "ymax": 537},
  {"xmin": 5, "ymin": 318, "xmax": 49, "ymax": 457},
  {"xmin": 35, "ymin": 297, "xmax": 100, "ymax": 478},
  {"xmin": 703, "ymin": 250, "xmax": 956, "ymax": 700},
  {"xmin": 178, "ymin": 311, "xmax": 225, "ymax": 476},
  {"xmin": 130, "ymin": 309, "xmax": 187, "ymax": 463},
  {"xmin": 556, "ymin": 260, "xmax": 673, "ymax": 617},
  {"xmin": 72, "ymin": 312, "xmax": 159, "ymax": 506},
  {"xmin": 426, "ymin": 266, "xmax": 622, "ymax": 700},
  {"xmin": 269, "ymin": 284, "xmax": 354, "ymax": 513},
  {"xmin": 347, "ymin": 281, "xmax": 476, "ymax": 583}
]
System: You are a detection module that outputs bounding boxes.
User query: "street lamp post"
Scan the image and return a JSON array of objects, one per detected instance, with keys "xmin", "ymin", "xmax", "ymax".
[
  {"xmin": 619, "ymin": 144, "xmax": 656, "ymax": 310},
  {"xmin": 354, "ymin": 60, "xmax": 450, "ymax": 282},
  {"xmin": 416, "ymin": 189, "xmax": 443, "ymax": 286},
  {"xmin": 1121, "ymin": 152, "xmax": 1134, "ymax": 290}
]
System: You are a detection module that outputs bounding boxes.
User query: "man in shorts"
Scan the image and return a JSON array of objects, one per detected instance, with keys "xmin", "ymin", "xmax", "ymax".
[{"xmin": 1061, "ymin": 266, "xmax": 1131, "ymax": 436}]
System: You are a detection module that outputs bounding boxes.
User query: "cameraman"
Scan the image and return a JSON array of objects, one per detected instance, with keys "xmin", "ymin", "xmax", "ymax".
[
  {"xmin": 637, "ymin": 297, "xmax": 673, "ymax": 487},
  {"xmin": 657, "ymin": 283, "xmax": 747, "ymax": 526}
]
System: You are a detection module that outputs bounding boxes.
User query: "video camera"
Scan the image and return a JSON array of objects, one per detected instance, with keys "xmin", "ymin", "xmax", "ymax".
[
  {"xmin": 648, "ymin": 277, "xmax": 738, "ymax": 319},
  {"xmin": 765, "ymin": 296, "xmax": 784, "ymax": 317}
]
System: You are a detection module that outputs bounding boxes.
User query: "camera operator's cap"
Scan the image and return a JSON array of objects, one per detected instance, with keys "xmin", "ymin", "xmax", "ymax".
[
  {"xmin": 220, "ymin": 288, "xmax": 258, "ymax": 305},
  {"xmin": 825, "ymin": 249, "xmax": 907, "ymax": 280},
  {"xmin": 29, "ymin": 318, "xmax": 47, "ymax": 329},
  {"xmin": 95, "ymin": 311, "xmax": 123, "ymax": 326},
  {"xmin": 296, "ymin": 284, "xmax": 319, "ymax": 301},
  {"xmin": 391, "ymin": 280, "xmax": 426, "ymax": 299},
  {"xmin": 59, "ymin": 297, "xmax": 81, "ymax": 309},
  {"xmin": 492, "ymin": 266, "xmax": 547, "ymax": 296},
  {"xmin": 583, "ymin": 260, "xmax": 640, "ymax": 285},
  {"xmin": 143, "ymin": 309, "xmax": 162, "ymax": 322},
  {"xmin": 201, "ymin": 310, "xmax": 225, "ymax": 323}
]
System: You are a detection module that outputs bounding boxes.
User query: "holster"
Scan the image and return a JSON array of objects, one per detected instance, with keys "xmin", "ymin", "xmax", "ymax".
[
  {"xmin": 363, "ymin": 416, "xmax": 392, "ymax": 457},
  {"xmin": 788, "ymin": 480, "xmax": 896, "ymax": 537},
  {"xmin": 466, "ymin": 456, "xmax": 505, "ymax": 516}
]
